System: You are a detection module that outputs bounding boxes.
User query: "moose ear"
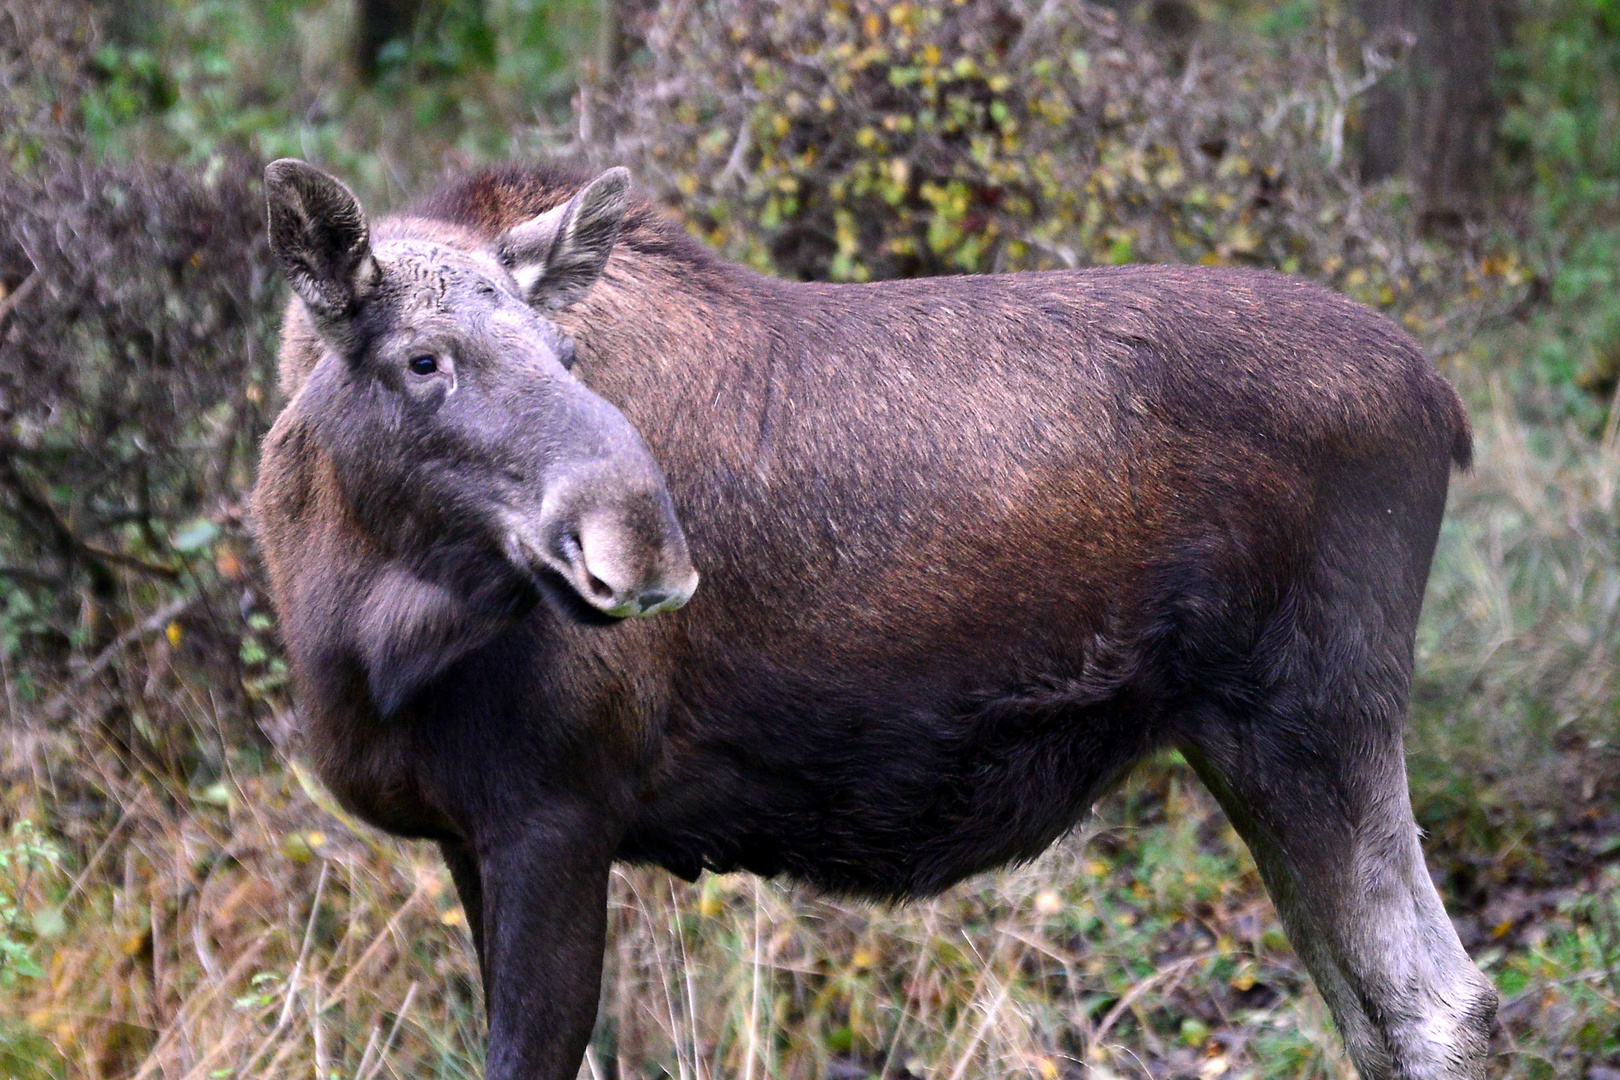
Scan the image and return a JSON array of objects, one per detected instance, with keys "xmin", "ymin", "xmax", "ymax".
[
  {"xmin": 495, "ymin": 167, "xmax": 630, "ymax": 311},
  {"xmin": 264, "ymin": 159, "xmax": 380, "ymax": 323}
]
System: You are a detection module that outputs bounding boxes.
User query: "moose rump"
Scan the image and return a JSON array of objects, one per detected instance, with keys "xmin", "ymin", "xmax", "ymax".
[{"xmin": 253, "ymin": 159, "xmax": 1496, "ymax": 1080}]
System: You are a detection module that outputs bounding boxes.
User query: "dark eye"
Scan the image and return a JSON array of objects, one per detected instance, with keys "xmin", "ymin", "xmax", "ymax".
[
  {"xmin": 407, "ymin": 354, "xmax": 439, "ymax": 376},
  {"xmin": 557, "ymin": 338, "xmax": 577, "ymax": 371}
]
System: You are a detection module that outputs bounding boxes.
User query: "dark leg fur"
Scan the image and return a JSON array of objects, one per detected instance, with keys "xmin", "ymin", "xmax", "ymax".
[
  {"xmin": 463, "ymin": 803, "xmax": 618, "ymax": 1080},
  {"xmin": 1181, "ymin": 534, "xmax": 1496, "ymax": 1079}
]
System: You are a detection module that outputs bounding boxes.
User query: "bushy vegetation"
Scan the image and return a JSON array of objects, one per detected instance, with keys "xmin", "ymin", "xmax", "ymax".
[
  {"xmin": 1499, "ymin": 0, "xmax": 1620, "ymax": 416},
  {"xmin": 1, "ymin": 0, "xmax": 1617, "ymax": 1077}
]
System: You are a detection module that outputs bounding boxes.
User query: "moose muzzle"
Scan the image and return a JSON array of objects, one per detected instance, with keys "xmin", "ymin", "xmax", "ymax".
[{"xmin": 508, "ymin": 458, "xmax": 698, "ymax": 620}]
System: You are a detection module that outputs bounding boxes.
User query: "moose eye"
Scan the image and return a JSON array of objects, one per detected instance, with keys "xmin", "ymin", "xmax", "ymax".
[{"xmin": 407, "ymin": 354, "xmax": 439, "ymax": 376}]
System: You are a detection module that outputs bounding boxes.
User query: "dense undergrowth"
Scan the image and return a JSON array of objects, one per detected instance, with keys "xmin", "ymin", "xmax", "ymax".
[{"xmin": 2, "ymin": 0, "xmax": 1618, "ymax": 1077}]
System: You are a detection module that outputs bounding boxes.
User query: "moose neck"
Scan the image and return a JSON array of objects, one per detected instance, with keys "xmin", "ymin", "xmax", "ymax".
[{"xmin": 556, "ymin": 248, "xmax": 794, "ymax": 466}]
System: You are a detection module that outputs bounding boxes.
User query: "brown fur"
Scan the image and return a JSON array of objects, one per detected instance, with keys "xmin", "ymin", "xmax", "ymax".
[{"xmin": 254, "ymin": 162, "xmax": 1491, "ymax": 1080}]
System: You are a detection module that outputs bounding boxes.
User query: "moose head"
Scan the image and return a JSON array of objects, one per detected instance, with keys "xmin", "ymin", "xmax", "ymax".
[{"xmin": 263, "ymin": 159, "xmax": 697, "ymax": 715}]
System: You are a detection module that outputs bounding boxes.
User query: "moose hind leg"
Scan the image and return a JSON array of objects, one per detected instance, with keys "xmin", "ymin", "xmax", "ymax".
[{"xmin": 1182, "ymin": 690, "xmax": 1496, "ymax": 1079}]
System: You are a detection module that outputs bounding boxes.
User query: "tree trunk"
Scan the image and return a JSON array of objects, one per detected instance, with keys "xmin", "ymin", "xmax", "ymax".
[
  {"xmin": 1358, "ymin": 0, "xmax": 1513, "ymax": 232},
  {"xmin": 355, "ymin": 0, "xmax": 422, "ymax": 82}
]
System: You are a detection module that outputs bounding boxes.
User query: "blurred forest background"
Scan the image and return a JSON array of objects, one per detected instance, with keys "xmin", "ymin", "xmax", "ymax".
[{"xmin": 1, "ymin": 0, "xmax": 1619, "ymax": 1077}]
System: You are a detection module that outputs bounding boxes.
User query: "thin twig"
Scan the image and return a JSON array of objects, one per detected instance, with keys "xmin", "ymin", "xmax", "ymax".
[
  {"xmin": 0, "ymin": 271, "xmax": 40, "ymax": 332},
  {"xmin": 237, "ymin": 862, "xmax": 330, "ymax": 1080},
  {"xmin": 57, "ymin": 804, "xmax": 134, "ymax": 912},
  {"xmin": 1091, "ymin": 951, "xmax": 1215, "ymax": 1048},
  {"xmin": 38, "ymin": 594, "xmax": 197, "ymax": 723},
  {"xmin": 361, "ymin": 981, "xmax": 418, "ymax": 1080},
  {"xmin": 140, "ymin": 932, "xmax": 273, "ymax": 1080},
  {"xmin": 743, "ymin": 879, "xmax": 764, "ymax": 1080},
  {"xmin": 323, "ymin": 881, "xmax": 428, "ymax": 1005},
  {"xmin": 944, "ymin": 978, "xmax": 1012, "ymax": 1080}
]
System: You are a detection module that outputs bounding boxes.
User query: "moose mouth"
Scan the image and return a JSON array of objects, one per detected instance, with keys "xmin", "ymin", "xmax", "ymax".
[{"xmin": 503, "ymin": 523, "xmax": 695, "ymax": 620}]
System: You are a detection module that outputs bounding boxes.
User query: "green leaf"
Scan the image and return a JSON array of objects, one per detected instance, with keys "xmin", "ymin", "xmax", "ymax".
[
  {"xmin": 172, "ymin": 518, "xmax": 220, "ymax": 553},
  {"xmin": 31, "ymin": 907, "xmax": 65, "ymax": 939},
  {"xmin": 195, "ymin": 781, "xmax": 233, "ymax": 809}
]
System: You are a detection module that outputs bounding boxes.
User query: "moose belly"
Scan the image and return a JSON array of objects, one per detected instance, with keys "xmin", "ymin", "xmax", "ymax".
[{"xmin": 618, "ymin": 662, "xmax": 1166, "ymax": 899}]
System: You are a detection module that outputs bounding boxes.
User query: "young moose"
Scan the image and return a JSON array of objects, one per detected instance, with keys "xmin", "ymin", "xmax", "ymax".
[{"xmin": 254, "ymin": 159, "xmax": 1496, "ymax": 1080}]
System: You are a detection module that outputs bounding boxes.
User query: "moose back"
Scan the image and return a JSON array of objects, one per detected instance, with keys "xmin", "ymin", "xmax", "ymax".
[{"xmin": 253, "ymin": 159, "xmax": 1496, "ymax": 1080}]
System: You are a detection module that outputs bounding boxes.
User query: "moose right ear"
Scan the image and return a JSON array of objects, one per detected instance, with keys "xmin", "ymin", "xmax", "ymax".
[
  {"xmin": 494, "ymin": 167, "xmax": 631, "ymax": 311},
  {"xmin": 265, "ymin": 159, "xmax": 380, "ymax": 323}
]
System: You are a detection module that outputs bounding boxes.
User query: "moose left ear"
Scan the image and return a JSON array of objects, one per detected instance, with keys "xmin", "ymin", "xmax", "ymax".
[
  {"xmin": 264, "ymin": 159, "xmax": 381, "ymax": 325},
  {"xmin": 495, "ymin": 167, "xmax": 630, "ymax": 311}
]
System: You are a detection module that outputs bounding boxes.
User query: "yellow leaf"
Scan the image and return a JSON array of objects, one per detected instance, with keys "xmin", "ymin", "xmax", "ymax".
[
  {"xmin": 1038, "ymin": 1058, "xmax": 1059, "ymax": 1080},
  {"xmin": 1224, "ymin": 226, "xmax": 1257, "ymax": 255},
  {"xmin": 166, "ymin": 621, "xmax": 183, "ymax": 647},
  {"xmin": 699, "ymin": 875, "xmax": 726, "ymax": 917},
  {"xmin": 280, "ymin": 832, "xmax": 313, "ymax": 863},
  {"xmin": 440, "ymin": 906, "xmax": 466, "ymax": 927}
]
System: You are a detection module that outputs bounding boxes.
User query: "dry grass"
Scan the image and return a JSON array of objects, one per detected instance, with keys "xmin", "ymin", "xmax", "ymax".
[
  {"xmin": 1, "ymin": 752, "xmax": 1612, "ymax": 1080},
  {"xmin": 1408, "ymin": 368, "xmax": 1620, "ymax": 903},
  {"xmin": 1, "ymin": 754, "xmax": 1353, "ymax": 1080}
]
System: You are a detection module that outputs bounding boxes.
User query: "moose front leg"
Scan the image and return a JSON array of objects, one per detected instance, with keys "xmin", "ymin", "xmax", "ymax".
[{"xmin": 458, "ymin": 803, "xmax": 617, "ymax": 1080}]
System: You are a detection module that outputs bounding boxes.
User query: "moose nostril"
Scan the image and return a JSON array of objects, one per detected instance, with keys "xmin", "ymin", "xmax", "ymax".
[
  {"xmin": 636, "ymin": 589, "xmax": 672, "ymax": 614},
  {"xmin": 585, "ymin": 571, "xmax": 616, "ymax": 602}
]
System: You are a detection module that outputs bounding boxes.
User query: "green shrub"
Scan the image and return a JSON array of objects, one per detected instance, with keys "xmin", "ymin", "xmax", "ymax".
[
  {"xmin": 598, "ymin": 0, "xmax": 1505, "ymax": 346},
  {"xmin": 0, "ymin": 820, "xmax": 62, "ymax": 986},
  {"xmin": 1498, "ymin": 0, "xmax": 1620, "ymax": 415}
]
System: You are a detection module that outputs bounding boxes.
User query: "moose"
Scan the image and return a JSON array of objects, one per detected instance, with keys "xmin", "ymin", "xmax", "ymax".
[{"xmin": 254, "ymin": 158, "xmax": 1497, "ymax": 1080}]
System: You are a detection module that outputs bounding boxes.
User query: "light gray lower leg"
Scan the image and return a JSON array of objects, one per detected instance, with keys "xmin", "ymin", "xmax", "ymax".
[{"xmin": 1184, "ymin": 741, "xmax": 1496, "ymax": 1080}]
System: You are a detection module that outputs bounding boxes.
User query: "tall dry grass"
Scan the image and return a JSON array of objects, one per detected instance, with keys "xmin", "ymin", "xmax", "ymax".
[{"xmin": 1410, "ymin": 368, "xmax": 1620, "ymax": 888}]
